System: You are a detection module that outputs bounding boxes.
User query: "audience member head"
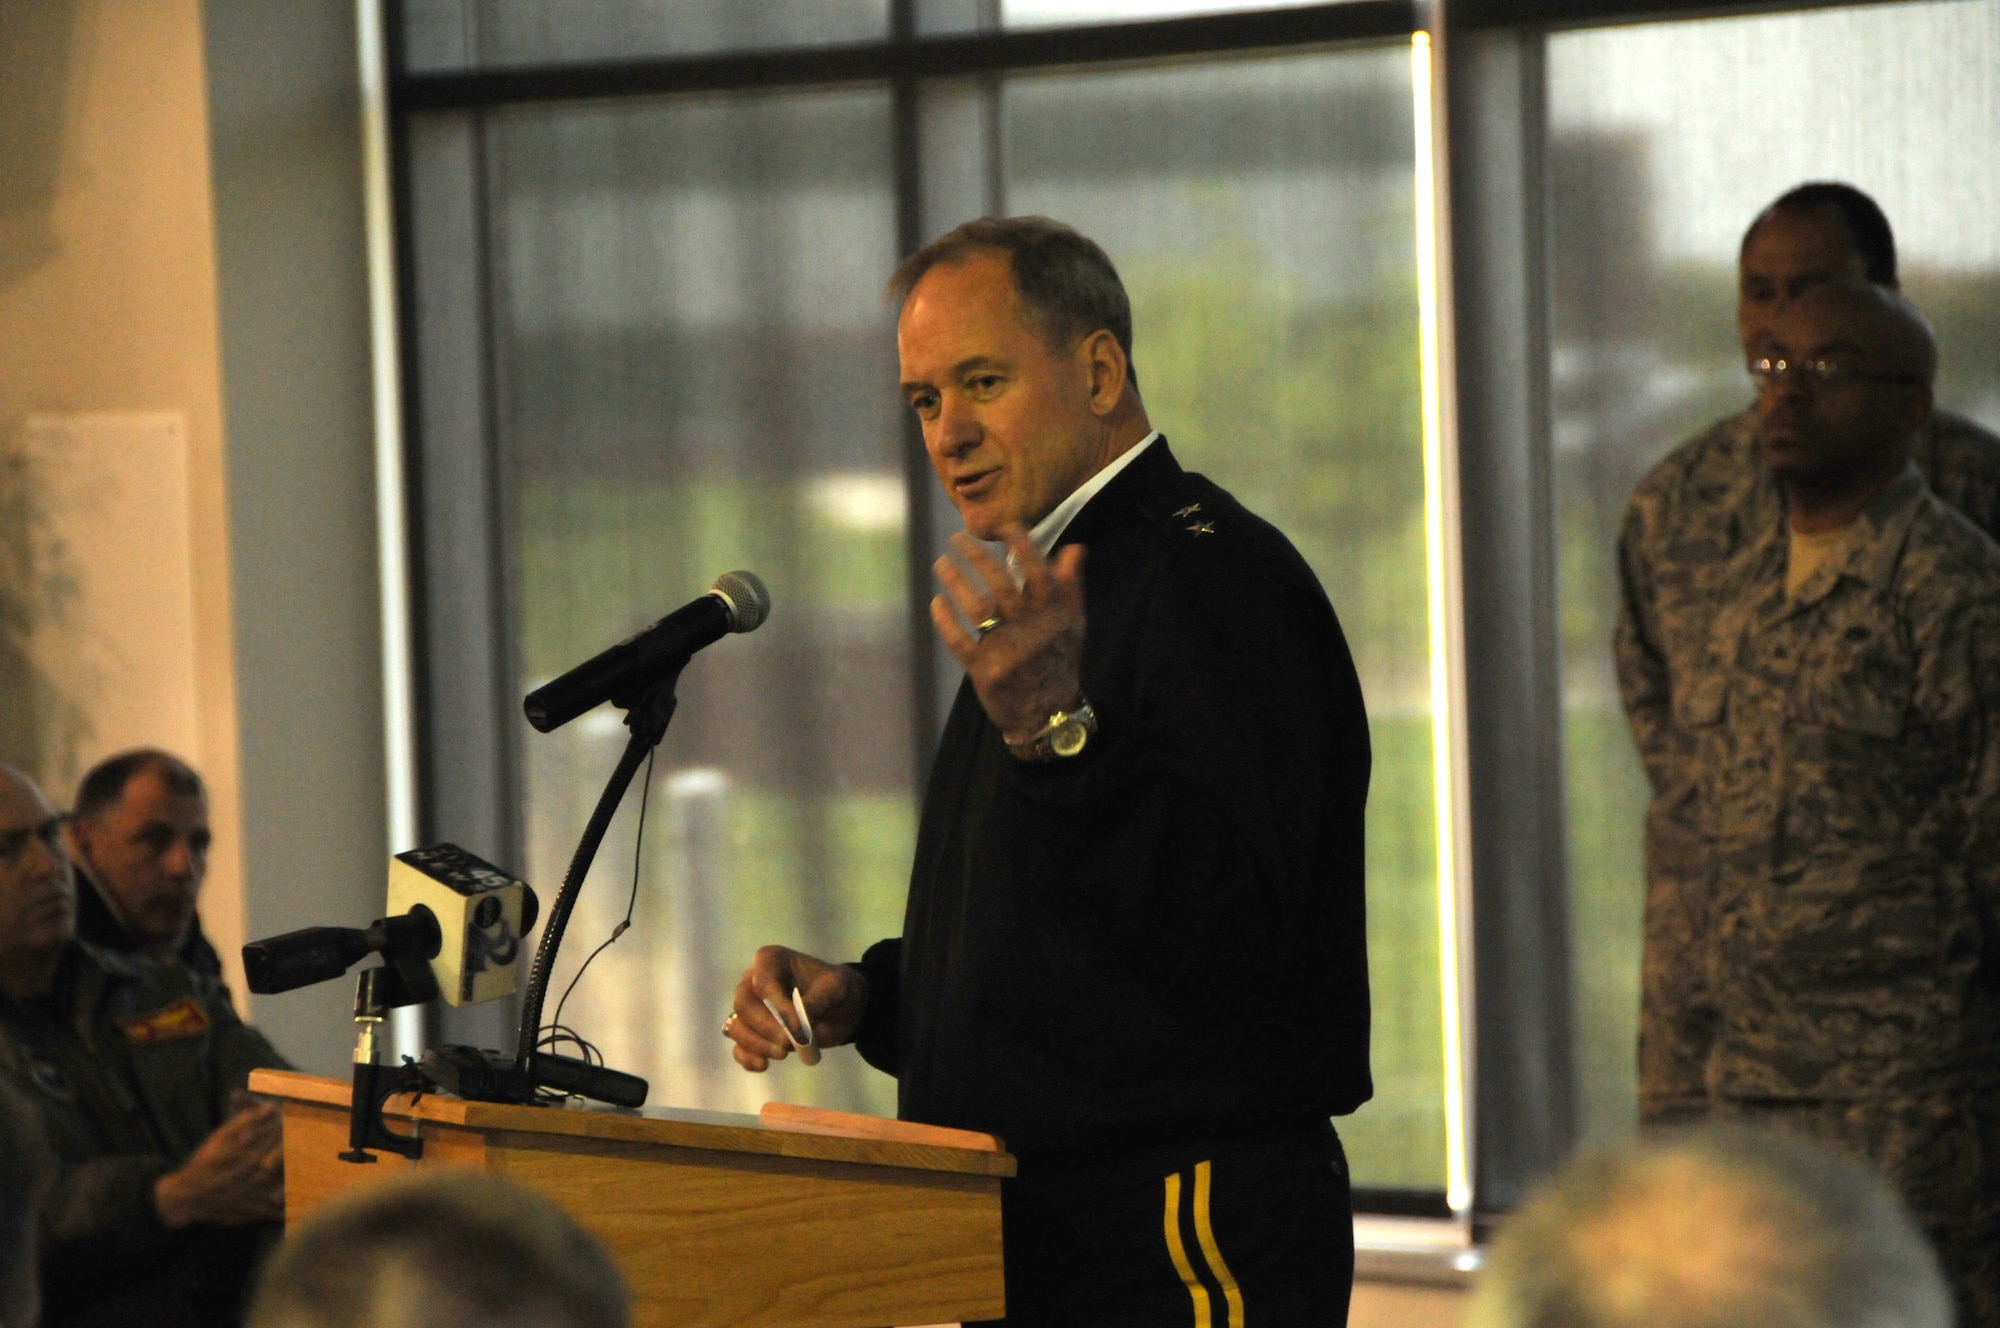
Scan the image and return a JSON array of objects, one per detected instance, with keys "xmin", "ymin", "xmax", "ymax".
[
  {"xmin": 1738, "ymin": 182, "xmax": 1898, "ymax": 351},
  {"xmin": 0, "ymin": 1079, "xmax": 52, "ymax": 1328},
  {"xmin": 1754, "ymin": 279, "xmax": 1935, "ymax": 511},
  {"xmin": 0, "ymin": 763, "xmax": 76, "ymax": 999},
  {"xmin": 247, "ymin": 1172, "xmax": 628, "ymax": 1328},
  {"xmin": 70, "ymin": 750, "xmax": 210, "ymax": 957},
  {"xmin": 1467, "ymin": 1125, "xmax": 1951, "ymax": 1328}
]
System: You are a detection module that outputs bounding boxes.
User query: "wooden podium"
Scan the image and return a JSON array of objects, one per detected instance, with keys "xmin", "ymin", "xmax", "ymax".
[{"xmin": 250, "ymin": 1070, "xmax": 1013, "ymax": 1328}]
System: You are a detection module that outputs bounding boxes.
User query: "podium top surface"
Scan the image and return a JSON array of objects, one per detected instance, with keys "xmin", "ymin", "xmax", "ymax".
[{"xmin": 250, "ymin": 1070, "xmax": 1016, "ymax": 1178}]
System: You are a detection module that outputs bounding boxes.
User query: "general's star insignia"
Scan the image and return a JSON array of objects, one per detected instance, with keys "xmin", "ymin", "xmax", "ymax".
[
  {"xmin": 1172, "ymin": 503, "xmax": 1202, "ymax": 519},
  {"xmin": 1185, "ymin": 521, "xmax": 1216, "ymax": 536}
]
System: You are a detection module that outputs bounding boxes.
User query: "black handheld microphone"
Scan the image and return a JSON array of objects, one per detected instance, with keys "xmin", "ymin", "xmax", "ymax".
[{"xmin": 522, "ymin": 571, "xmax": 771, "ymax": 733}]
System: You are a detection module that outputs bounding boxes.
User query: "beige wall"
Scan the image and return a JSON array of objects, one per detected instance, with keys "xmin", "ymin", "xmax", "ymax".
[{"xmin": 0, "ymin": 0, "xmax": 249, "ymax": 988}]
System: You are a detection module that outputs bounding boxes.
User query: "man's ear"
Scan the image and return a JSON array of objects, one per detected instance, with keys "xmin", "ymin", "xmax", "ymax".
[{"xmin": 1080, "ymin": 329, "xmax": 1128, "ymax": 418}]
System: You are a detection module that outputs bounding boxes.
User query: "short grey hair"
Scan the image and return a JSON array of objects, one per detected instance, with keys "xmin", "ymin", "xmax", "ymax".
[
  {"xmin": 247, "ymin": 1172, "xmax": 629, "ymax": 1328},
  {"xmin": 1467, "ymin": 1126, "xmax": 1951, "ymax": 1328},
  {"xmin": 889, "ymin": 215, "xmax": 1139, "ymax": 386}
]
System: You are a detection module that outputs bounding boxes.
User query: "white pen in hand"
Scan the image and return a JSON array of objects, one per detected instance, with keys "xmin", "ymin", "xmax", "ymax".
[{"xmin": 762, "ymin": 986, "xmax": 820, "ymax": 1067}]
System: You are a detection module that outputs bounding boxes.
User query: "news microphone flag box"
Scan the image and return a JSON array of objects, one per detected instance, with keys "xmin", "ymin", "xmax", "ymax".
[{"xmin": 388, "ymin": 845, "xmax": 531, "ymax": 1007}]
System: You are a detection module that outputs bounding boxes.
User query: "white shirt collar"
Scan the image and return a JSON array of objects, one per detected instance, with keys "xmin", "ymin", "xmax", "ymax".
[{"xmin": 1027, "ymin": 432, "xmax": 1161, "ymax": 556}]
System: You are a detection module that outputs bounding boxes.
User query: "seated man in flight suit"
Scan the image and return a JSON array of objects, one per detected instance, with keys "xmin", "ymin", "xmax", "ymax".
[{"xmin": 0, "ymin": 762, "xmax": 289, "ymax": 1328}]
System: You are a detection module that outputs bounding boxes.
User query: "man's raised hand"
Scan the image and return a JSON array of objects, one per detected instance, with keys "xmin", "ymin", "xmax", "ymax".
[{"xmin": 931, "ymin": 525, "xmax": 1087, "ymax": 743}]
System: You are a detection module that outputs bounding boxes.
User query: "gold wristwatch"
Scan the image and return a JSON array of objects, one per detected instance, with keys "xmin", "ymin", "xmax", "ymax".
[{"xmin": 1007, "ymin": 699, "xmax": 1098, "ymax": 761}]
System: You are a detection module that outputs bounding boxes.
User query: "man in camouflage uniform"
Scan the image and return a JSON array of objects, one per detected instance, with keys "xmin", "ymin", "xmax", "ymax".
[
  {"xmin": 1618, "ymin": 184, "xmax": 2000, "ymax": 1134},
  {"xmin": 0, "ymin": 762, "xmax": 290, "ymax": 1328},
  {"xmin": 1617, "ymin": 278, "xmax": 2000, "ymax": 1324}
]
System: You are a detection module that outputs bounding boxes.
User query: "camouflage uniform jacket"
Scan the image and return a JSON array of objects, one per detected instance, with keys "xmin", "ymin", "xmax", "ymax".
[
  {"xmin": 1617, "ymin": 406, "xmax": 2000, "ymax": 1118},
  {"xmin": 1619, "ymin": 405, "xmax": 2000, "ymax": 798},
  {"xmin": 0, "ymin": 941, "xmax": 288, "ymax": 1322},
  {"xmin": 1622, "ymin": 464, "xmax": 2000, "ymax": 1104}
]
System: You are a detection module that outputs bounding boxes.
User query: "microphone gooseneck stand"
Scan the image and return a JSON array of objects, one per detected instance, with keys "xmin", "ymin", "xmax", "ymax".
[{"xmin": 509, "ymin": 677, "xmax": 678, "ymax": 1088}]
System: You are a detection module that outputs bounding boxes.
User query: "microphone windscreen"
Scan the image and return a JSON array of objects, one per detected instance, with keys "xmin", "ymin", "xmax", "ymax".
[{"xmin": 711, "ymin": 570, "xmax": 770, "ymax": 633}]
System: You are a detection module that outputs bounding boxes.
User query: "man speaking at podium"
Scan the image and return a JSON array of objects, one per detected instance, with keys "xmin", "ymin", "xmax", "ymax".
[{"xmin": 726, "ymin": 217, "xmax": 1373, "ymax": 1325}]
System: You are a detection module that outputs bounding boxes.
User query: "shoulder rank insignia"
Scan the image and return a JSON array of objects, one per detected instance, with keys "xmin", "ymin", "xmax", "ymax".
[
  {"xmin": 1185, "ymin": 521, "xmax": 1216, "ymax": 536},
  {"xmin": 1172, "ymin": 503, "xmax": 1202, "ymax": 519},
  {"xmin": 119, "ymin": 996, "xmax": 211, "ymax": 1047}
]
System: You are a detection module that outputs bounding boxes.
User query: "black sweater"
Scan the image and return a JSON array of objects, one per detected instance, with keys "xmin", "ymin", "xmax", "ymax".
[{"xmin": 854, "ymin": 441, "xmax": 1372, "ymax": 1162}]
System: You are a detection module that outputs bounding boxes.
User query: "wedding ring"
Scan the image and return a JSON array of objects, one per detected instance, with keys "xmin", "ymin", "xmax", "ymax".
[
  {"xmin": 722, "ymin": 1011, "xmax": 738, "ymax": 1034},
  {"xmin": 976, "ymin": 616, "xmax": 1002, "ymax": 634}
]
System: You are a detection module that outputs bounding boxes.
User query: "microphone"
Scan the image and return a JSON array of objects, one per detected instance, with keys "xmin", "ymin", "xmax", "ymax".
[{"xmin": 523, "ymin": 570, "xmax": 770, "ymax": 733}]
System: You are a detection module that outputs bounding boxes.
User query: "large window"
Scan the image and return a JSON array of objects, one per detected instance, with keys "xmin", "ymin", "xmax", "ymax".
[
  {"xmin": 398, "ymin": 3, "xmax": 1452, "ymax": 1201},
  {"xmin": 390, "ymin": 0, "xmax": 2000, "ymax": 1224}
]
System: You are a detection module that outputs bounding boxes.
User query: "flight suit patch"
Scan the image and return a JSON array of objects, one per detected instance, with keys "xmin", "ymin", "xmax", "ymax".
[{"xmin": 119, "ymin": 996, "xmax": 211, "ymax": 1046}]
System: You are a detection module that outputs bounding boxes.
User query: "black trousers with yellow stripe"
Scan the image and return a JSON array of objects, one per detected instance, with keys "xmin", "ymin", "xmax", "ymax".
[{"xmin": 971, "ymin": 1122, "xmax": 1353, "ymax": 1327}]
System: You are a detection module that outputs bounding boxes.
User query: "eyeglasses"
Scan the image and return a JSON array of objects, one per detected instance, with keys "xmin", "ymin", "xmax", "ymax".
[
  {"xmin": 0, "ymin": 813, "xmax": 72, "ymax": 867},
  {"xmin": 1748, "ymin": 356, "xmax": 1924, "ymax": 391}
]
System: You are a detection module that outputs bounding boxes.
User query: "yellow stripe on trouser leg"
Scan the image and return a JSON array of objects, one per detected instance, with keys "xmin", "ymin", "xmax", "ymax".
[
  {"xmin": 1193, "ymin": 1160, "xmax": 1244, "ymax": 1328},
  {"xmin": 1164, "ymin": 1171, "xmax": 1212, "ymax": 1328}
]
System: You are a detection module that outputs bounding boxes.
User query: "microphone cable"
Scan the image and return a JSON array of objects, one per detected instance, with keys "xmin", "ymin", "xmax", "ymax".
[{"xmin": 539, "ymin": 744, "xmax": 656, "ymax": 1090}]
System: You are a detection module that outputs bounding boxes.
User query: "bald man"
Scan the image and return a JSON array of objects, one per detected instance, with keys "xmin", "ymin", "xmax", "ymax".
[
  {"xmin": 0, "ymin": 763, "xmax": 289, "ymax": 1328},
  {"xmin": 1629, "ymin": 280, "xmax": 2000, "ymax": 1326},
  {"xmin": 1618, "ymin": 184, "xmax": 2000, "ymax": 1133}
]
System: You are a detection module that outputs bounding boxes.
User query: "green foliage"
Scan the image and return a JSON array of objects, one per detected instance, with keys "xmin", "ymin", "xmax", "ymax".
[
  {"xmin": 1125, "ymin": 253, "xmax": 1430, "ymax": 699},
  {"xmin": 713, "ymin": 790, "xmax": 912, "ymax": 1117},
  {"xmin": 1341, "ymin": 713, "xmax": 1447, "ymax": 1189},
  {"xmin": 1562, "ymin": 703, "xmax": 1647, "ymax": 1146},
  {"xmin": 517, "ymin": 476, "xmax": 905, "ymax": 685}
]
